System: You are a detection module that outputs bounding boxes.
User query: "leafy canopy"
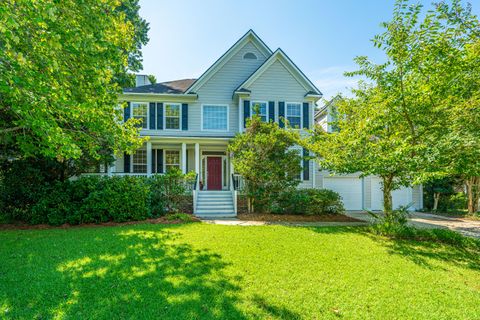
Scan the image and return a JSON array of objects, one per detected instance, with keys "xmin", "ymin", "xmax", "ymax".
[
  {"xmin": 0, "ymin": 0, "xmax": 149, "ymax": 161},
  {"xmin": 228, "ymin": 113, "xmax": 302, "ymax": 212}
]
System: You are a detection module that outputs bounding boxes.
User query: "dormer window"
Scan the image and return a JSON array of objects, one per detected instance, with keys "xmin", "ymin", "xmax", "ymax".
[{"xmin": 243, "ymin": 52, "xmax": 257, "ymax": 60}]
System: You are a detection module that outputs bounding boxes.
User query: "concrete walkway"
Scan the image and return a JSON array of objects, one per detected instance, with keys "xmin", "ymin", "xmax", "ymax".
[
  {"xmin": 201, "ymin": 218, "xmax": 367, "ymax": 227},
  {"xmin": 345, "ymin": 211, "xmax": 480, "ymax": 239}
]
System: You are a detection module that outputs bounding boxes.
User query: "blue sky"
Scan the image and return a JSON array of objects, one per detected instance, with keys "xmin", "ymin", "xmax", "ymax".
[{"xmin": 138, "ymin": 0, "xmax": 479, "ymax": 100}]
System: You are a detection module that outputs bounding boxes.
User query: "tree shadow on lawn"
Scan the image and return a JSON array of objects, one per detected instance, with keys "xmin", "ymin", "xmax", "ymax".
[
  {"xmin": 0, "ymin": 226, "xmax": 247, "ymax": 319},
  {"xmin": 308, "ymin": 226, "xmax": 480, "ymax": 272},
  {"xmin": 55, "ymin": 226, "xmax": 249, "ymax": 319}
]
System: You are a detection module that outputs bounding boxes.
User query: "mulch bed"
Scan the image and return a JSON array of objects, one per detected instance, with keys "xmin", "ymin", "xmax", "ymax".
[
  {"xmin": 0, "ymin": 216, "xmax": 201, "ymax": 231},
  {"xmin": 237, "ymin": 213, "xmax": 362, "ymax": 222}
]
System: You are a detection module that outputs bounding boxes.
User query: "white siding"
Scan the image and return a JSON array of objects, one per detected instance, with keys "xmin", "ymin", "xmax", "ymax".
[{"xmin": 138, "ymin": 41, "xmax": 268, "ymax": 138}]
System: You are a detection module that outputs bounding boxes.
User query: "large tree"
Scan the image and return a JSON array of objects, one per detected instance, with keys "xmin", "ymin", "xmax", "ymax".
[
  {"xmin": 0, "ymin": 0, "xmax": 149, "ymax": 162},
  {"xmin": 308, "ymin": 0, "xmax": 480, "ymax": 214},
  {"xmin": 228, "ymin": 114, "xmax": 302, "ymax": 213}
]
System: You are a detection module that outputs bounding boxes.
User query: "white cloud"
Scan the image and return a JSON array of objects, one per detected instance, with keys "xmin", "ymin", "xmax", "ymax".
[{"xmin": 310, "ymin": 66, "xmax": 361, "ymax": 101}]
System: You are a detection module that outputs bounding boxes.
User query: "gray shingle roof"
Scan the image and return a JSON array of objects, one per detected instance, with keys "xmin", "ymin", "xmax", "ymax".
[{"xmin": 123, "ymin": 78, "xmax": 197, "ymax": 94}]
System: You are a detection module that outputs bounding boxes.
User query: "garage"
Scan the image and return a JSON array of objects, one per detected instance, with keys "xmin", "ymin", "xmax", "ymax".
[
  {"xmin": 323, "ymin": 177, "xmax": 363, "ymax": 210},
  {"xmin": 371, "ymin": 178, "xmax": 413, "ymax": 211}
]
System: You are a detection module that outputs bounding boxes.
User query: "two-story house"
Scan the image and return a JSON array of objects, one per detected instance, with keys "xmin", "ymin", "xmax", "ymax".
[{"xmin": 113, "ymin": 30, "xmax": 423, "ymax": 217}]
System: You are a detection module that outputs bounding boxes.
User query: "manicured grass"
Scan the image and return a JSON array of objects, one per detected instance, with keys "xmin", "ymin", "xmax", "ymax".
[{"xmin": 0, "ymin": 223, "xmax": 479, "ymax": 319}]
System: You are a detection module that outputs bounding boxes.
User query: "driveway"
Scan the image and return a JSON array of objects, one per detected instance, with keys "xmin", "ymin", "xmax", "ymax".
[{"xmin": 345, "ymin": 211, "xmax": 480, "ymax": 239}]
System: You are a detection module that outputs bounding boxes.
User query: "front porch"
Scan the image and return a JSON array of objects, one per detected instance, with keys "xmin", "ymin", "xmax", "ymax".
[{"xmin": 113, "ymin": 137, "xmax": 235, "ymax": 191}]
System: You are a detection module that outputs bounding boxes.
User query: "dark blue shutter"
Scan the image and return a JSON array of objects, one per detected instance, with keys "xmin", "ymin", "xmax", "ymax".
[
  {"xmin": 124, "ymin": 152, "xmax": 130, "ymax": 173},
  {"xmin": 152, "ymin": 149, "xmax": 157, "ymax": 173},
  {"xmin": 157, "ymin": 103, "xmax": 163, "ymax": 130},
  {"xmin": 303, "ymin": 148, "xmax": 310, "ymax": 180},
  {"xmin": 243, "ymin": 100, "xmax": 250, "ymax": 128},
  {"xmin": 278, "ymin": 101, "xmax": 285, "ymax": 128},
  {"xmin": 268, "ymin": 101, "xmax": 275, "ymax": 122},
  {"xmin": 124, "ymin": 102, "xmax": 131, "ymax": 122},
  {"xmin": 149, "ymin": 102, "xmax": 156, "ymax": 130},
  {"xmin": 303, "ymin": 102, "xmax": 310, "ymax": 129},
  {"xmin": 182, "ymin": 103, "xmax": 188, "ymax": 130},
  {"xmin": 157, "ymin": 149, "xmax": 163, "ymax": 173}
]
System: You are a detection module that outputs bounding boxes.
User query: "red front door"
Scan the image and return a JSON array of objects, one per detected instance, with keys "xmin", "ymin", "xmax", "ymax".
[{"xmin": 207, "ymin": 157, "xmax": 222, "ymax": 190}]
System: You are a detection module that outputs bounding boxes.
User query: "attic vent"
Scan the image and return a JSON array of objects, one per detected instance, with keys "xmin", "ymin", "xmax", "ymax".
[{"xmin": 243, "ymin": 52, "xmax": 257, "ymax": 60}]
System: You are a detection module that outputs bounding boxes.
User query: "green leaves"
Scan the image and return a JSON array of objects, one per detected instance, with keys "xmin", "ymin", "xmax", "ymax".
[
  {"xmin": 228, "ymin": 115, "xmax": 303, "ymax": 213},
  {"xmin": 309, "ymin": 0, "xmax": 480, "ymax": 212},
  {"xmin": 0, "ymin": 0, "xmax": 148, "ymax": 161}
]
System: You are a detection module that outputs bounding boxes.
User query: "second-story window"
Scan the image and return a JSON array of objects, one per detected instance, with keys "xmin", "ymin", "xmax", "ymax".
[
  {"xmin": 202, "ymin": 105, "xmax": 228, "ymax": 131},
  {"xmin": 251, "ymin": 102, "xmax": 267, "ymax": 122},
  {"xmin": 286, "ymin": 103, "xmax": 301, "ymax": 128},
  {"xmin": 132, "ymin": 102, "xmax": 148, "ymax": 129},
  {"xmin": 165, "ymin": 103, "xmax": 180, "ymax": 129}
]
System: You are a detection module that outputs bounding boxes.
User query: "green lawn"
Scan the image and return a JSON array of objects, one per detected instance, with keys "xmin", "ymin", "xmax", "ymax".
[{"xmin": 0, "ymin": 223, "xmax": 479, "ymax": 319}]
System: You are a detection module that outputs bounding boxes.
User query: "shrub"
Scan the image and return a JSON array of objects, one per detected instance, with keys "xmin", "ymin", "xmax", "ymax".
[
  {"xmin": 165, "ymin": 213, "xmax": 196, "ymax": 223},
  {"xmin": 271, "ymin": 189, "xmax": 345, "ymax": 215},
  {"xmin": 149, "ymin": 169, "xmax": 196, "ymax": 216},
  {"xmin": 369, "ymin": 206, "xmax": 411, "ymax": 235},
  {"xmin": 6, "ymin": 171, "xmax": 196, "ymax": 226},
  {"xmin": 79, "ymin": 176, "xmax": 150, "ymax": 223}
]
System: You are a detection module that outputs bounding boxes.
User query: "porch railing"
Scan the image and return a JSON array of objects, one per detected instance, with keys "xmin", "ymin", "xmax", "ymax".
[
  {"xmin": 192, "ymin": 173, "xmax": 199, "ymax": 215},
  {"xmin": 231, "ymin": 174, "xmax": 245, "ymax": 215}
]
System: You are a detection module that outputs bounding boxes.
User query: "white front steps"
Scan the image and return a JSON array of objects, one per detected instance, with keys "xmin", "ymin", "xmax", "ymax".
[{"xmin": 195, "ymin": 191, "xmax": 236, "ymax": 218}]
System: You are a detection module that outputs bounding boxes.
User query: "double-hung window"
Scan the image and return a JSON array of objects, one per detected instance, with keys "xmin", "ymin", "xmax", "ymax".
[
  {"xmin": 132, "ymin": 102, "xmax": 148, "ymax": 129},
  {"xmin": 251, "ymin": 102, "xmax": 267, "ymax": 122},
  {"xmin": 202, "ymin": 105, "xmax": 228, "ymax": 131},
  {"xmin": 286, "ymin": 103, "xmax": 301, "ymax": 128},
  {"xmin": 165, "ymin": 150, "xmax": 180, "ymax": 172},
  {"xmin": 132, "ymin": 149, "xmax": 147, "ymax": 173},
  {"xmin": 165, "ymin": 103, "xmax": 180, "ymax": 129}
]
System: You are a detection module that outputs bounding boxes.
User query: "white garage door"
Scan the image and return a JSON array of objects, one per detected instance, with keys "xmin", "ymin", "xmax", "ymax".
[
  {"xmin": 371, "ymin": 178, "xmax": 412, "ymax": 211},
  {"xmin": 323, "ymin": 177, "xmax": 363, "ymax": 210}
]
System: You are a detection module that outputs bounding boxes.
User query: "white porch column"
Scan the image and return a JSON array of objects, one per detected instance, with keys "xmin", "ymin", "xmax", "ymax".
[
  {"xmin": 312, "ymin": 161, "xmax": 316, "ymax": 188},
  {"xmin": 194, "ymin": 143, "xmax": 200, "ymax": 175},
  {"xmin": 146, "ymin": 141, "xmax": 152, "ymax": 176},
  {"xmin": 181, "ymin": 142, "xmax": 187, "ymax": 174},
  {"xmin": 239, "ymin": 97, "xmax": 243, "ymax": 133}
]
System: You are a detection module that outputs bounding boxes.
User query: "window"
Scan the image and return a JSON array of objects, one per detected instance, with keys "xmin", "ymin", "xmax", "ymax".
[
  {"xmin": 165, "ymin": 150, "xmax": 180, "ymax": 172},
  {"xmin": 286, "ymin": 103, "xmax": 301, "ymax": 128},
  {"xmin": 243, "ymin": 52, "xmax": 257, "ymax": 60},
  {"xmin": 132, "ymin": 149, "xmax": 147, "ymax": 173},
  {"xmin": 251, "ymin": 102, "xmax": 267, "ymax": 122},
  {"xmin": 202, "ymin": 105, "xmax": 228, "ymax": 131},
  {"xmin": 165, "ymin": 103, "xmax": 180, "ymax": 129},
  {"xmin": 132, "ymin": 102, "xmax": 148, "ymax": 129}
]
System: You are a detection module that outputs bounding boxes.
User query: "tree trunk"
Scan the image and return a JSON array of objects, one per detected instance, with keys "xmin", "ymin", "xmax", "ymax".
[
  {"xmin": 382, "ymin": 175, "xmax": 394, "ymax": 215},
  {"xmin": 466, "ymin": 176, "xmax": 480, "ymax": 215},
  {"xmin": 433, "ymin": 192, "xmax": 440, "ymax": 212}
]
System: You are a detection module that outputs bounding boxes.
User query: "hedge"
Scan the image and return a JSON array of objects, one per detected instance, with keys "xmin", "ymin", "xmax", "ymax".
[{"xmin": 0, "ymin": 169, "xmax": 195, "ymax": 226}]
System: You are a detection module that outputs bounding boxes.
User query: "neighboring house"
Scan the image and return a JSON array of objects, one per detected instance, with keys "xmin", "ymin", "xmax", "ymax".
[
  {"xmin": 315, "ymin": 95, "xmax": 341, "ymax": 132},
  {"xmin": 314, "ymin": 98, "xmax": 423, "ymax": 212},
  {"xmin": 111, "ymin": 30, "xmax": 422, "ymax": 216}
]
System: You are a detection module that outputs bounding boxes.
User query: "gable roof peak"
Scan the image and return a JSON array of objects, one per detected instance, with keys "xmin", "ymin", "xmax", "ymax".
[
  {"xmin": 235, "ymin": 47, "xmax": 322, "ymax": 97},
  {"xmin": 185, "ymin": 29, "xmax": 272, "ymax": 93}
]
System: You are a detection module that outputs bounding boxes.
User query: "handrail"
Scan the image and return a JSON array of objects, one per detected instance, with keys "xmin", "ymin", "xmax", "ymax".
[
  {"xmin": 193, "ymin": 173, "xmax": 199, "ymax": 190},
  {"xmin": 231, "ymin": 173, "xmax": 244, "ymax": 191}
]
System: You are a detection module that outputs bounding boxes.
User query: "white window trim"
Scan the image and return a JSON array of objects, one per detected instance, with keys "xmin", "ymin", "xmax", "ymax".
[
  {"xmin": 131, "ymin": 101, "xmax": 149, "ymax": 130},
  {"xmin": 285, "ymin": 101, "xmax": 302, "ymax": 129},
  {"xmin": 163, "ymin": 102, "xmax": 182, "ymax": 131},
  {"xmin": 163, "ymin": 149, "xmax": 181, "ymax": 171},
  {"xmin": 201, "ymin": 104, "xmax": 230, "ymax": 132},
  {"xmin": 131, "ymin": 148, "xmax": 147, "ymax": 173},
  {"xmin": 250, "ymin": 101, "xmax": 268, "ymax": 122}
]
